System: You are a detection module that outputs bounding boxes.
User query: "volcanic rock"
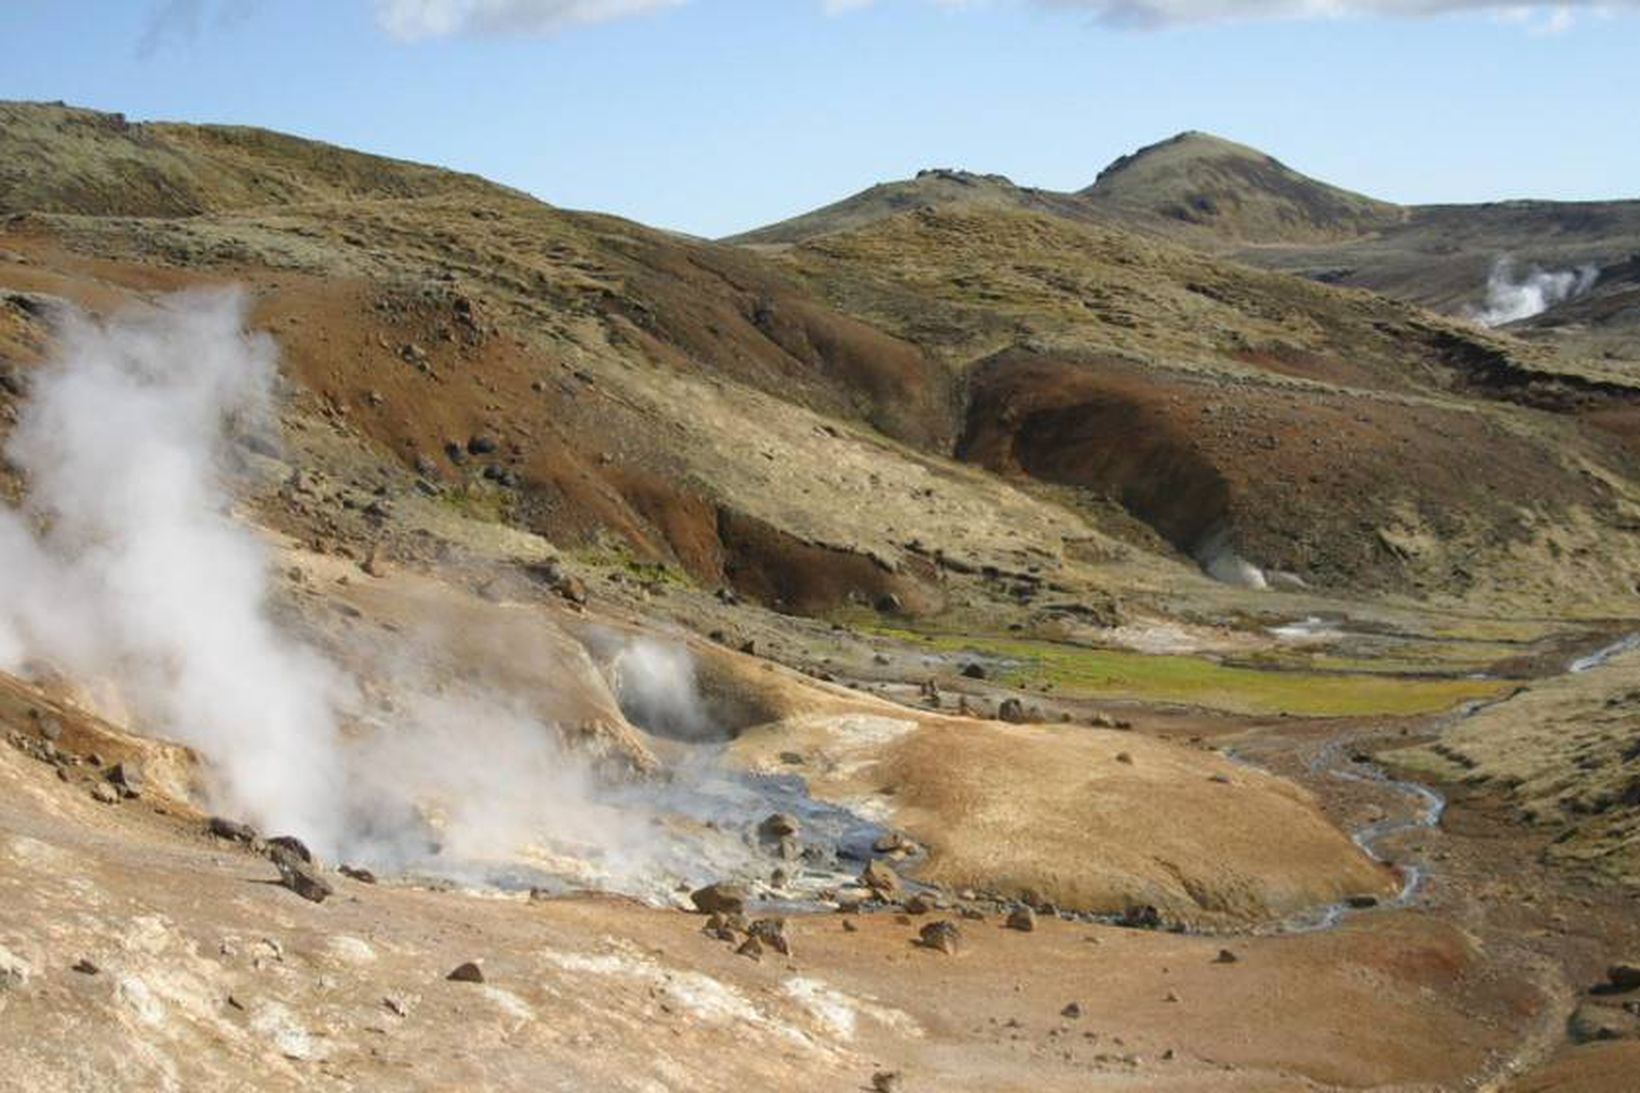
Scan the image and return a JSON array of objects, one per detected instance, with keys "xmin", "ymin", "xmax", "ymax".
[
  {"xmin": 106, "ymin": 762, "xmax": 142, "ymax": 798},
  {"xmin": 1608, "ymin": 963, "xmax": 1640, "ymax": 992},
  {"xmin": 917, "ymin": 920, "xmax": 962, "ymax": 955},
  {"xmin": 90, "ymin": 782, "xmax": 119, "ymax": 805},
  {"xmin": 690, "ymin": 882, "xmax": 749, "ymax": 915},
  {"xmin": 735, "ymin": 936, "xmax": 765, "ymax": 961},
  {"xmin": 266, "ymin": 835, "xmax": 315, "ymax": 864},
  {"xmin": 273, "ymin": 858, "xmax": 333, "ymax": 904},
  {"xmin": 207, "ymin": 816, "xmax": 259, "ymax": 844},
  {"xmin": 446, "ymin": 961, "xmax": 485, "ymax": 983},
  {"xmin": 758, "ymin": 812, "xmax": 800, "ymax": 839},
  {"xmin": 871, "ymin": 1072, "xmax": 904, "ymax": 1093},
  {"xmin": 997, "ymin": 697, "xmax": 1027, "ymax": 723},
  {"xmin": 1214, "ymin": 949, "xmax": 1240, "ymax": 964},
  {"xmin": 1006, "ymin": 905, "xmax": 1037, "ymax": 932},
  {"xmin": 1061, "ymin": 1001, "xmax": 1083, "ymax": 1019},
  {"xmin": 861, "ymin": 859, "xmax": 902, "ymax": 896},
  {"xmin": 339, "ymin": 865, "xmax": 378, "ymax": 884}
]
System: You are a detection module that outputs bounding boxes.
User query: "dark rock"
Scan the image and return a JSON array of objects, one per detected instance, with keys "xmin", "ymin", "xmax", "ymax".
[
  {"xmin": 748, "ymin": 918, "xmax": 791, "ymax": 956},
  {"xmin": 690, "ymin": 882, "xmax": 749, "ymax": 915},
  {"xmin": 1346, "ymin": 895, "xmax": 1380, "ymax": 909},
  {"xmin": 446, "ymin": 961, "xmax": 485, "ymax": 983},
  {"xmin": 997, "ymin": 697, "xmax": 1027, "ymax": 724},
  {"xmin": 1006, "ymin": 905, "xmax": 1037, "ymax": 932},
  {"xmin": 266, "ymin": 835, "xmax": 314, "ymax": 864},
  {"xmin": 758, "ymin": 812, "xmax": 799, "ymax": 840},
  {"xmin": 735, "ymin": 936, "xmax": 765, "ymax": 961},
  {"xmin": 917, "ymin": 920, "xmax": 962, "ymax": 956},
  {"xmin": 1609, "ymin": 963, "xmax": 1640, "ymax": 993},
  {"xmin": 861, "ymin": 860, "xmax": 902, "ymax": 896},
  {"xmin": 466, "ymin": 434, "xmax": 498, "ymax": 455},
  {"xmin": 90, "ymin": 782, "xmax": 120, "ymax": 805},
  {"xmin": 207, "ymin": 816, "xmax": 259, "ymax": 844},
  {"xmin": 106, "ymin": 762, "xmax": 143, "ymax": 798},
  {"xmin": 871, "ymin": 1072, "xmax": 904, "ymax": 1093},
  {"xmin": 273, "ymin": 858, "xmax": 333, "ymax": 904},
  {"xmin": 875, "ymin": 593, "xmax": 903, "ymax": 614},
  {"xmin": 960, "ymin": 663, "xmax": 987, "ymax": 680},
  {"xmin": 1214, "ymin": 949, "xmax": 1239, "ymax": 964},
  {"xmin": 903, "ymin": 893, "xmax": 936, "ymax": 916},
  {"xmin": 1569, "ymin": 1000, "xmax": 1640, "ymax": 1043},
  {"xmin": 71, "ymin": 958, "xmax": 99, "ymax": 975},
  {"xmin": 1061, "ymin": 1001, "xmax": 1083, "ymax": 1019},
  {"xmin": 339, "ymin": 865, "xmax": 378, "ymax": 884},
  {"xmin": 1120, "ymin": 904, "xmax": 1163, "ymax": 930}
]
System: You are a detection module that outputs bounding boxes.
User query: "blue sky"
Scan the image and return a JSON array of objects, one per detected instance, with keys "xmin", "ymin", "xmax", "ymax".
[{"xmin": 3, "ymin": 1, "xmax": 1637, "ymax": 237}]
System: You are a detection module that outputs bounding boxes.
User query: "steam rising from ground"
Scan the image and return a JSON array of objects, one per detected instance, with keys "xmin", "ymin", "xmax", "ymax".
[
  {"xmin": 1467, "ymin": 257, "xmax": 1598, "ymax": 327},
  {"xmin": 0, "ymin": 289, "xmax": 722, "ymax": 888}
]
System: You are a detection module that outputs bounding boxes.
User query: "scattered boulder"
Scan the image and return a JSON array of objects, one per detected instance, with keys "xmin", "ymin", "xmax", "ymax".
[
  {"xmin": 1115, "ymin": 752, "xmax": 1134, "ymax": 765},
  {"xmin": 1006, "ymin": 906, "xmax": 1037, "ymax": 933},
  {"xmin": 90, "ymin": 782, "xmax": 120, "ymax": 805},
  {"xmin": 918, "ymin": 920, "xmax": 962, "ymax": 956},
  {"xmin": 1120, "ymin": 904, "xmax": 1163, "ymax": 930},
  {"xmin": 446, "ymin": 961, "xmax": 485, "ymax": 984},
  {"xmin": 690, "ymin": 882, "xmax": 749, "ymax": 915},
  {"xmin": 960, "ymin": 663, "xmax": 987, "ymax": 680},
  {"xmin": 758, "ymin": 812, "xmax": 800, "ymax": 840},
  {"xmin": 106, "ymin": 762, "xmax": 143, "ymax": 798},
  {"xmin": 466, "ymin": 434, "xmax": 498, "ymax": 456},
  {"xmin": 861, "ymin": 860, "xmax": 902, "ymax": 897},
  {"xmin": 1608, "ymin": 963, "xmax": 1640, "ymax": 993},
  {"xmin": 71, "ymin": 958, "xmax": 99, "ymax": 975},
  {"xmin": 1061, "ymin": 1001, "xmax": 1083, "ymax": 1019},
  {"xmin": 735, "ymin": 936, "xmax": 765, "ymax": 961},
  {"xmin": 997, "ymin": 697, "xmax": 1027, "ymax": 724},
  {"xmin": 1569, "ymin": 1001, "xmax": 1640, "ymax": 1043},
  {"xmin": 273, "ymin": 857, "xmax": 333, "ymax": 904},
  {"xmin": 903, "ymin": 893, "xmax": 935, "ymax": 916},
  {"xmin": 873, "ymin": 831, "xmax": 918, "ymax": 856},
  {"xmin": 207, "ymin": 816, "xmax": 259, "ymax": 844},
  {"xmin": 748, "ymin": 918, "xmax": 791, "ymax": 956},
  {"xmin": 266, "ymin": 835, "xmax": 315, "ymax": 864},
  {"xmin": 871, "ymin": 1071, "xmax": 904, "ymax": 1093},
  {"xmin": 339, "ymin": 865, "xmax": 378, "ymax": 884},
  {"xmin": 1214, "ymin": 949, "xmax": 1240, "ymax": 964},
  {"xmin": 1346, "ymin": 895, "xmax": 1380, "ymax": 909}
]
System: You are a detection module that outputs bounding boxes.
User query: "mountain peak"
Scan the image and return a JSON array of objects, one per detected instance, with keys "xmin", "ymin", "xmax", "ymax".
[{"xmin": 1084, "ymin": 131, "xmax": 1403, "ymax": 243}]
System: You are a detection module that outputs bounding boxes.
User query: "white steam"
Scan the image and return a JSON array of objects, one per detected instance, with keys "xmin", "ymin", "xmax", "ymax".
[
  {"xmin": 609, "ymin": 638, "xmax": 714, "ymax": 740},
  {"xmin": 0, "ymin": 289, "xmax": 682, "ymax": 885},
  {"xmin": 1467, "ymin": 256, "xmax": 1598, "ymax": 327},
  {"xmin": 0, "ymin": 290, "xmax": 349, "ymax": 840}
]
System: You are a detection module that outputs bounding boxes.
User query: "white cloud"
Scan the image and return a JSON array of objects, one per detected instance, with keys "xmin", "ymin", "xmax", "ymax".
[
  {"xmin": 375, "ymin": 0, "xmax": 685, "ymax": 40},
  {"xmin": 832, "ymin": 0, "xmax": 1626, "ymax": 29}
]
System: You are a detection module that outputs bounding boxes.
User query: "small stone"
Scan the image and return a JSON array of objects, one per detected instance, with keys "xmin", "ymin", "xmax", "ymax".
[
  {"xmin": 735, "ymin": 936, "xmax": 765, "ymax": 961},
  {"xmin": 861, "ymin": 860, "xmax": 902, "ymax": 896},
  {"xmin": 274, "ymin": 858, "xmax": 333, "ymax": 904},
  {"xmin": 1006, "ymin": 906, "xmax": 1037, "ymax": 933},
  {"xmin": 90, "ymin": 782, "xmax": 120, "ymax": 805},
  {"xmin": 924, "ymin": 919, "xmax": 957, "ymax": 951},
  {"xmin": 383, "ymin": 994, "xmax": 411, "ymax": 1017},
  {"xmin": 1061, "ymin": 1001, "xmax": 1083, "ymax": 1019},
  {"xmin": 106, "ymin": 762, "xmax": 143, "ymax": 798},
  {"xmin": 1609, "ymin": 964, "xmax": 1640, "ymax": 993},
  {"xmin": 1115, "ymin": 752, "xmax": 1134, "ymax": 765},
  {"xmin": 339, "ymin": 865, "xmax": 378, "ymax": 884},
  {"xmin": 208, "ymin": 816, "xmax": 259, "ymax": 844},
  {"xmin": 446, "ymin": 961, "xmax": 485, "ymax": 983},
  {"xmin": 871, "ymin": 1071, "xmax": 904, "ymax": 1093},
  {"xmin": 1208, "ymin": 773, "xmax": 1232, "ymax": 785},
  {"xmin": 997, "ymin": 697, "xmax": 1027, "ymax": 723},
  {"xmin": 842, "ymin": 919, "xmax": 859, "ymax": 933},
  {"xmin": 1165, "ymin": 990, "xmax": 1181, "ymax": 1003},
  {"xmin": 1214, "ymin": 949, "xmax": 1239, "ymax": 964},
  {"xmin": 266, "ymin": 835, "xmax": 314, "ymax": 864},
  {"xmin": 71, "ymin": 958, "xmax": 99, "ymax": 975},
  {"xmin": 1346, "ymin": 895, "xmax": 1380, "ymax": 909},
  {"xmin": 748, "ymin": 918, "xmax": 791, "ymax": 956},
  {"xmin": 758, "ymin": 812, "xmax": 799, "ymax": 840},
  {"xmin": 960, "ymin": 663, "xmax": 987, "ymax": 680},
  {"xmin": 903, "ymin": 893, "xmax": 935, "ymax": 916},
  {"xmin": 690, "ymin": 882, "xmax": 749, "ymax": 915}
]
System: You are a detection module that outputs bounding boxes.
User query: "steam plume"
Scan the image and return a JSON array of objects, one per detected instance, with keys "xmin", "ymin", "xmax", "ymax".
[
  {"xmin": 1467, "ymin": 256, "xmax": 1598, "ymax": 327},
  {"xmin": 0, "ymin": 289, "xmax": 674, "ymax": 884}
]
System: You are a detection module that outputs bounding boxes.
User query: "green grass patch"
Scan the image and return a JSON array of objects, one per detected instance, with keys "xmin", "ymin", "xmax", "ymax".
[{"xmin": 869, "ymin": 626, "xmax": 1505, "ymax": 717}]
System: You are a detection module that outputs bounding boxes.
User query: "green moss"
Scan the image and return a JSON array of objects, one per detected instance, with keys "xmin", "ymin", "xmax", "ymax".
[
  {"xmin": 867, "ymin": 626, "xmax": 1505, "ymax": 717},
  {"xmin": 440, "ymin": 484, "xmax": 516, "ymax": 526}
]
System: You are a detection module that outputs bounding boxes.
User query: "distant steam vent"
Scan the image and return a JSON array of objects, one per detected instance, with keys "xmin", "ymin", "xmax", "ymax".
[{"xmin": 1467, "ymin": 257, "xmax": 1599, "ymax": 327}]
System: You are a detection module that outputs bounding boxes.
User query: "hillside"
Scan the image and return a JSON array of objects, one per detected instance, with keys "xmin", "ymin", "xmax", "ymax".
[
  {"xmin": 1081, "ymin": 130, "xmax": 1406, "ymax": 243},
  {"xmin": 5, "ymin": 100, "xmax": 1640, "ymax": 1091}
]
